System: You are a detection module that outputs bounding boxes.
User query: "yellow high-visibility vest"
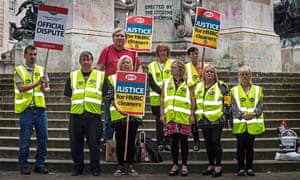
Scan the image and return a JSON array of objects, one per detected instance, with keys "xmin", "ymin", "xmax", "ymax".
[
  {"xmin": 147, "ymin": 59, "xmax": 173, "ymax": 106},
  {"xmin": 70, "ymin": 70, "xmax": 104, "ymax": 115},
  {"xmin": 163, "ymin": 78, "xmax": 191, "ymax": 125},
  {"xmin": 14, "ymin": 65, "xmax": 46, "ymax": 113},
  {"xmin": 194, "ymin": 81, "xmax": 224, "ymax": 122},
  {"xmin": 230, "ymin": 84, "xmax": 265, "ymax": 135}
]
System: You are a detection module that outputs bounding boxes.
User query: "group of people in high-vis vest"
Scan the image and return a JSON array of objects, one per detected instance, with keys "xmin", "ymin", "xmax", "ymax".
[
  {"xmin": 148, "ymin": 44, "xmax": 265, "ymax": 177},
  {"xmin": 14, "ymin": 42, "xmax": 264, "ymax": 178}
]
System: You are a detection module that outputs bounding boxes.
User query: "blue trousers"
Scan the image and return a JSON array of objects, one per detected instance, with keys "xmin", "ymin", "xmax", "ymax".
[
  {"xmin": 102, "ymin": 100, "xmax": 114, "ymax": 143},
  {"xmin": 19, "ymin": 108, "xmax": 48, "ymax": 168}
]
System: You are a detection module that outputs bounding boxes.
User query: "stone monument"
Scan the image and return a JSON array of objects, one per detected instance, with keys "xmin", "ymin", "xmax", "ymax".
[
  {"xmin": 127, "ymin": 0, "xmax": 197, "ymax": 50},
  {"xmin": 202, "ymin": 0, "xmax": 282, "ymax": 72},
  {"xmin": 274, "ymin": 0, "xmax": 300, "ymax": 72}
]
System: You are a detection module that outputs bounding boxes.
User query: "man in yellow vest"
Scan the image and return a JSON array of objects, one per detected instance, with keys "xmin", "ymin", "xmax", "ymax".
[
  {"xmin": 14, "ymin": 45, "xmax": 50, "ymax": 175},
  {"xmin": 185, "ymin": 46, "xmax": 206, "ymax": 151},
  {"xmin": 64, "ymin": 51, "xmax": 107, "ymax": 176}
]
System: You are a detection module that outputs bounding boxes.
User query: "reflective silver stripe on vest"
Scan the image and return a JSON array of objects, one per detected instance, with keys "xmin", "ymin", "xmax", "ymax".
[
  {"xmin": 186, "ymin": 63, "xmax": 192, "ymax": 85},
  {"xmin": 72, "ymin": 71, "xmax": 78, "ymax": 91},
  {"xmin": 233, "ymin": 86, "xmax": 259, "ymax": 114},
  {"xmin": 150, "ymin": 91, "xmax": 159, "ymax": 96},
  {"xmin": 84, "ymin": 97, "xmax": 102, "ymax": 104},
  {"xmin": 164, "ymin": 95, "xmax": 191, "ymax": 104},
  {"xmin": 233, "ymin": 118, "xmax": 264, "ymax": 124},
  {"xmin": 164, "ymin": 106, "xmax": 191, "ymax": 114}
]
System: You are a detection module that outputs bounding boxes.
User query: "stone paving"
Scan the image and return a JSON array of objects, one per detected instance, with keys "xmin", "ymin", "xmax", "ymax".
[{"xmin": 1, "ymin": 171, "xmax": 300, "ymax": 180}]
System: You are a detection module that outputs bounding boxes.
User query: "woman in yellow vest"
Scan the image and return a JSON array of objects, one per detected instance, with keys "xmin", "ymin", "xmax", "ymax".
[
  {"xmin": 108, "ymin": 55, "xmax": 142, "ymax": 177},
  {"xmin": 147, "ymin": 43, "xmax": 172, "ymax": 151},
  {"xmin": 160, "ymin": 60, "xmax": 195, "ymax": 176},
  {"xmin": 230, "ymin": 66, "xmax": 264, "ymax": 177},
  {"xmin": 194, "ymin": 64, "xmax": 229, "ymax": 177}
]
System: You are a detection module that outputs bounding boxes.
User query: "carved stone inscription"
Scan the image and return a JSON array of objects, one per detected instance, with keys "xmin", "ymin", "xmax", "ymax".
[{"xmin": 144, "ymin": 4, "xmax": 173, "ymax": 22}]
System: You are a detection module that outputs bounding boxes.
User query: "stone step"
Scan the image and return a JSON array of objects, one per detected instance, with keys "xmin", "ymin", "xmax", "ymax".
[
  {"xmin": 0, "ymin": 146, "xmax": 288, "ymax": 161},
  {"xmin": 2, "ymin": 81, "xmax": 300, "ymax": 90},
  {"xmin": 0, "ymin": 117, "xmax": 299, "ymax": 129},
  {"xmin": 1, "ymin": 88, "xmax": 300, "ymax": 97},
  {"xmin": 1, "ymin": 158, "xmax": 300, "ymax": 173},
  {"xmin": 1, "ymin": 102, "xmax": 300, "ymax": 111},
  {"xmin": 0, "ymin": 126, "xmax": 299, "ymax": 139},
  {"xmin": 0, "ymin": 136, "xmax": 283, "ymax": 150},
  {"xmin": 2, "ymin": 95, "xmax": 300, "ymax": 104},
  {"xmin": 1, "ymin": 109, "xmax": 300, "ymax": 120}
]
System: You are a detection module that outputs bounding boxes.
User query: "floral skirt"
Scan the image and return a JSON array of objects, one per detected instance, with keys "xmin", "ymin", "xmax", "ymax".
[{"xmin": 164, "ymin": 122, "xmax": 191, "ymax": 136}]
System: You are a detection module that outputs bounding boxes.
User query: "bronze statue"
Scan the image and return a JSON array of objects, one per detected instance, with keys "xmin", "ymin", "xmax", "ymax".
[{"xmin": 10, "ymin": 0, "xmax": 45, "ymax": 41}]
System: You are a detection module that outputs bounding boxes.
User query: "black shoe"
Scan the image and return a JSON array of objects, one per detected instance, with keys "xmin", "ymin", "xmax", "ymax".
[
  {"xmin": 247, "ymin": 169, "xmax": 255, "ymax": 176},
  {"xmin": 20, "ymin": 167, "xmax": 31, "ymax": 175},
  {"xmin": 34, "ymin": 166, "xmax": 48, "ymax": 174},
  {"xmin": 91, "ymin": 169, "xmax": 100, "ymax": 176},
  {"xmin": 238, "ymin": 170, "xmax": 245, "ymax": 176},
  {"xmin": 212, "ymin": 170, "xmax": 222, "ymax": 177},
  {"xmin": 202, "ymin": 168, "xmax": 214, "ymax": 175},
  {"xmin": 71, "ymin": 169, "xmax": 82, "ymax": 176},
  {"xmin": 164, "ymin": 145, "xmax": 171, "ymax": 151}
]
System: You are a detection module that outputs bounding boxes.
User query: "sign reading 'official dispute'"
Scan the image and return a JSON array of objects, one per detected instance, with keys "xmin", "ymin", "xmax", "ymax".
[{"xmin": 34, "ymin": 4, "xmax": 68, "ymax": 50}]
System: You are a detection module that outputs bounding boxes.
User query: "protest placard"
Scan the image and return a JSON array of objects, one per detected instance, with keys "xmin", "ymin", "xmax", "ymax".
[
  {"xmin": 125, "ymin": 16, "xmax": 153, "ymax": 52},
  {"xmin": 192, "ymin": 7, "xmax": 221, "ymax": 49},
  {"xmin": 115, "ymin": 71, "xmax": 147, "ymax": 116},
  {"xmin": 34, "ymin": 4, "xmax": 68, "ymax": 50}
]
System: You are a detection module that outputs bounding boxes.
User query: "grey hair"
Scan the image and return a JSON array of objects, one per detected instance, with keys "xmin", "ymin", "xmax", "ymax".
[
  {"xmin": 79, "ymin": 51, "xmax": 93, "ymax": 61},
  {"xmin": 112, "ymin": 28, "xmax": 127, "ymax": 37}
]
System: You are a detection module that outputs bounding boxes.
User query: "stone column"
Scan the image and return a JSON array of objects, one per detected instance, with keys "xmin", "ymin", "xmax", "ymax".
[
  {"xmin": 203, "ymin": 0, "xmax": 282, "ymax": 72},
  {"xmin": 37, "ymin": 0, "xmax": 114, "ymax": 72}
]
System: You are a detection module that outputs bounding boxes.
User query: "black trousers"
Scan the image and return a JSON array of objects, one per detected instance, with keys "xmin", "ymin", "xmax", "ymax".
[
  {"xmin": 152, "ymin": 106, "xmax": 170, "ymax": 146},
  {"xmin": 170, "ymin": 133, "xmax": 189, "ymax": 165},
  {"xmin": 192, "ymin": 123, "xmax": 200, "ymax": 143},
  {"xmin": 69, "ymin": 112, "xmax": 103, "ymax": 171},
  {"xmin": 202, "ymin": 127, "xmax": 223, "ymax": 166},
  {"xmin": 236, "ymin": 132, "xmax": 256, "ymax": 171},
  {"xmin": 113, "ymin": 119, "xmax": 139, "ymax": 166}
]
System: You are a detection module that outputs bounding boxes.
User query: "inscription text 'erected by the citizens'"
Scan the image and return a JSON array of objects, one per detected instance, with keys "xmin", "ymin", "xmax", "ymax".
[{"xmin": 144, "ymin": 4, "xmax": 173, "ymax": 22}]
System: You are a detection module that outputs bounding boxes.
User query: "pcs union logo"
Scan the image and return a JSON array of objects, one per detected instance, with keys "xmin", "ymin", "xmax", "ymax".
[
  {"xmin": 134, "ymin": 17, "xmax": 145, "ymax": 24},
  {"xmin": 204, "ymin": 11, "xmax": 214, "ymax": 18},
  {"xmin": 125, "ymin": 74, "xmax": 137, "ymax": 81}
]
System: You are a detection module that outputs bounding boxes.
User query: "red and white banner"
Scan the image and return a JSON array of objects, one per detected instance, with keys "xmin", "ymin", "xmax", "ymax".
[{"xmin": 34, "ymin": 4, "xmax": 68, "ymax": 50}]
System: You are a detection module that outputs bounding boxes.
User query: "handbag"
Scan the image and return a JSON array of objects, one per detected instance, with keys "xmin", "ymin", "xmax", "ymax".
[
  {"xmin": 105, "ymin": 134, "xmax": 117, "ymax": 161},
  {"xmin": 139, "ymin": 131, "xmax": 152, "ymax": 162}
]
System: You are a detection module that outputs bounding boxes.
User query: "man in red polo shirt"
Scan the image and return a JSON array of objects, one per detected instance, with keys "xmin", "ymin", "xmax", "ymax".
[{"xmin": 97, "ymin": 28, "xmax": 142, "ymax": 145}]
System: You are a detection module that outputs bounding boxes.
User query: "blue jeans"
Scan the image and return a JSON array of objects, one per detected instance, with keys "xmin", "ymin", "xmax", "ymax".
[
  {"xmin": 19, "ymin": 108, "xmax": 48, "ymax": 168},
  {"xmin": 102, "ymin": 100, "xmax": 114, "ymax": 143}
]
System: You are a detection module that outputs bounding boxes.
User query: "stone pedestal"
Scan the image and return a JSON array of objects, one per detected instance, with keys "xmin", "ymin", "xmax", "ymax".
[
  {"xmin": 133, "ymin": 0, "xmax": 195, "ymax": 50},
  {"xmin": 203, "ymin": 0, "xmax": 282, "ymax": 72},
  {"xmin": 36, "ymin": 0, "xmax": 114, "ymax": 72}
]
